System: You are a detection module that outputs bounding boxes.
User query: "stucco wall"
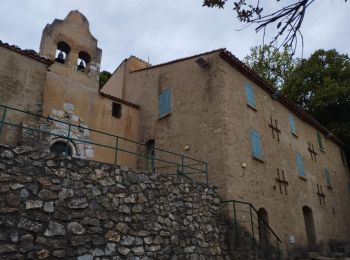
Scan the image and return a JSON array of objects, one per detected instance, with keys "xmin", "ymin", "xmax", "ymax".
[
  {"xmin": 117, "ymin": 51, "xmax": 350, "ymax": 255},
  {"xmin": 0, "ymin": 46, "xmax": 48, "ymax": 144},
  {"xmin": 216, "ymin": 56, "xmax": 350, "ymax": 255},
  {"xmin": 122, "ymin": 52, "xmax": 227, "ymax": 185},
  {"xmin": 42, "ymin": 65, "xmax": 139, "ymax": 167}
]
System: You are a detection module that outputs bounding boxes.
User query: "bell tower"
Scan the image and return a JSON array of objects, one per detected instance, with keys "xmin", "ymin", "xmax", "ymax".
[{"xmin": 39, "ymin": 10, "xmax": 102, "ymax": 88}]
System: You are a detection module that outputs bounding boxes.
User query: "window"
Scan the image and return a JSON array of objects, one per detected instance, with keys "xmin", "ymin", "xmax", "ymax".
[
  {"xmin": 296, "ymin": 153, "xmax": 306, "ymax": 178},
  {"xmin": 245, "ymin": 82, "xmax": 256, "ymax": 109},
  {"xmin": 317, "ymin": 132, "xmax": 324, "ymax": 151},
  {"xmin": 112, "ymin": 102, "xmax": 122, "ymax": 118},
  {"xmin": 159, "ymin": 89, "xmax": 171, "ymax": 118},
  {"xmin": 289, "ymin": 114, "xmax": 297, "ymax": 136},
  {"xmin": 250, "ymin": 129, "xmax": 263, "ymax": 161},
  {"xmin": 323, "ymin": 168, "xmax": 332, "ymax": 188}
]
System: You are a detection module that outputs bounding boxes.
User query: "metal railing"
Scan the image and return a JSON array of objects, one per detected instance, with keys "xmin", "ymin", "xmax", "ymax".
[
  {"xmin": 0, "ymin": 104, "xmax": 208, "ymax": 183},
  {"xmin": 222, "ymin": 199, "xmax": 281, "ymax": 259}
]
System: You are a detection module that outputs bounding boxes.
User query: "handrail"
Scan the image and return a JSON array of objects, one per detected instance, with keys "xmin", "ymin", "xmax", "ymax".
[
  {"xmin": 222, "ymin": 199, "xmax": 281, "ymax": 242},
  {"xmin": 0, "ymin": 104, "xmax": 208, "ymax": 183},
  {"xmin": 221, "ymin": 199, "xmax": 282, "ymax": 259}
]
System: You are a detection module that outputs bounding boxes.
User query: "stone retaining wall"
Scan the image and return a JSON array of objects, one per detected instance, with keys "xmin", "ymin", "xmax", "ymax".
[{"xmin": 0, "ymin": 145, "xmax": 228, "ymax": 259}]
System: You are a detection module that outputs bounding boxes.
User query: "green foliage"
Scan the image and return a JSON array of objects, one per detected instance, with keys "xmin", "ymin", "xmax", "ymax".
[
  {"xmin": 244, "ymin": 45, "xmax": 296, "ymax": 88},
  {"xmin": 99, "ymin": 70, "xmax": 112, "ymax": 89},
  {"xmin": 282, "ymin": 49, "xmax": 350, "ymax": 160}
]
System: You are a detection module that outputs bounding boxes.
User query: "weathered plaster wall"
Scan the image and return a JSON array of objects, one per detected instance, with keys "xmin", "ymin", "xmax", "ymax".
[
  {"xmin": 117, "ymin": 51, "xmax": 350, "ymax": 256},
  {"xmin": 0, "ymin": 145, "xmax": 224, "ymax": 259},
  {"xmin": 218, "ymin": 56, "xmax": 350, "ymax": 255},
  {"xmin": 39, "ymin": 10, "xmax": 101, "ymax": 85},
  {"xmin": 0, "ymin": 46, "xmax": 48, "ymax": 144},
  {"xmin": 121, "ymin": 52, "xmax": 227, "ymax": 185},
  {"xmin": 101, "ymin": 57, "xmax": 149, "ymax": 100},
  {"xmin": 42, "ymin": 68, "xmax": 139, "ymax": 167}
]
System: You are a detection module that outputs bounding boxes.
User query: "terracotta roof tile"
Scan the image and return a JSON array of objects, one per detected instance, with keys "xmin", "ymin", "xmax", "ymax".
[{"xmin": 0, "ymin": 40, "xmax": 52, "ymax": 65}]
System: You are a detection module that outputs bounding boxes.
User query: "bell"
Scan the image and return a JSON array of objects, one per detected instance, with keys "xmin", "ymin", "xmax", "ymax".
[
  {"xmin": 58, "ymin": 51, "xmax": 64, "ymax": 60},
  {"xmin": 77, "ymin": 60, "xmax": 85, "ymax": 71},
  {"xmin": 55, "ymin": 51, "xmax": 65, "ymax": 64}
]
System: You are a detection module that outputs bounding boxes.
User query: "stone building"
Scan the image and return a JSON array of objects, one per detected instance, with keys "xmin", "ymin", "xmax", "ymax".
[
  {"xmin": 0, "ymin": 10, "xmax": 139, "ymax": 166},
  {"xmin": 0, "ymin": 10, "xmax": 350, "ymax": 258},
  {"xmin": 101, "ymin": 49, "xmax": 350, "ymax": 255}
]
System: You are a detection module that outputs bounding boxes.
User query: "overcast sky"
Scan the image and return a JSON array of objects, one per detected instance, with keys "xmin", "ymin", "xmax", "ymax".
[{"xmin": 0, "ymin": 1, "xmax": 349, "ymax": 72}]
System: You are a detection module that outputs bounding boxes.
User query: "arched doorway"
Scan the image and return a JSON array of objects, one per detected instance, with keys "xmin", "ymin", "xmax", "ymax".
[
  {"xmin": 145, "ymin": 139, "xmax": 155, "ymax": 173},
  {"xmin": 302, "ymin": 206, "xmax": 317, "ymax": 250},
  {"xmin": 258, "ymin": 208, "xmax": 269, "ymax": 251},
  {"xmin": 50, "ymin": 140, "xmax": 73, "ymax": 156}
]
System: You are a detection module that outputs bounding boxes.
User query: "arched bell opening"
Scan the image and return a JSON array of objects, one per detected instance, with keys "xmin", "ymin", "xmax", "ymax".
[
  {"xmin": 55, "ymin": 41, "xmax": 71, "ymax": 64},
  {"xmin": 77, "ymin": 51, "xmax": 91, "ymax": 72}
]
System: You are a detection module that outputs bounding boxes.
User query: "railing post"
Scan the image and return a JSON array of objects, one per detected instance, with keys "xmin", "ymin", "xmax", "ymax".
[
  {"xmin": 181, "ymin": 156, "xmax": 184, "ymax": 175},
  {"xmin": 114, "ymin": 136, "xmax": 119, "ymax": 165},
  {"xmin": 0, "ymin": 107, "xmax": 7, "ymax": 139},
  {"xmin": 205, "ymin": 162, "xmax": 208, "ymax": 184},
  {"xmin": 233, "ymin": 201, "xmax": 239, "ymax": 248},
  {"xmin": 249, "ymin": 204, "xmax": 255, "ymax": 249},
  {"xmin": 277, "ymin": 238, "xmax": 281, "ymax": 260},
  {"xmin": 65, "ymin": 123, "xmax": 71, "ymax": 156},
  {"xmin": 152, "ymin": 147, "xmax": 155, "ymax": 174}
]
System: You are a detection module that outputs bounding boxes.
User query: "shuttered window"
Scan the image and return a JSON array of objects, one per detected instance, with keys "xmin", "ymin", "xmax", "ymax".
[
  {"xmin": 340, "ymin": 148, "xmax": 346, "ymax": 164},
  {"xmin": 159, "ymin": 89, "xmax": 171, "ymax": 118},
  {"xmin": 296, "ymin": 153, "xmax": 306, "ymax": 177},
  {"xmin": 323, "ymin": 168, "xmax": 332, "ymax": 187},
  {"xmin": 317, "ymin": 132, "xmax": 324, "ymax": 150},
  {"xmin": 289, "ymin": 114, "xmax": 297, "ymax": 136},
  {"xmin": 250, "ymin": 129, "xmax": 263, "ymax": 160},
  {"xmin": 245, "ymin": 82, "xmax": 256, "ymax": 108}
]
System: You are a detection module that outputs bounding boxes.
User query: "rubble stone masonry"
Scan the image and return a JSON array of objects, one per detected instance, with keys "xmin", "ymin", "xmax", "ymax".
[{"xmin": 0, "ymin": 145, "xmax": 229, "ymax": 259}]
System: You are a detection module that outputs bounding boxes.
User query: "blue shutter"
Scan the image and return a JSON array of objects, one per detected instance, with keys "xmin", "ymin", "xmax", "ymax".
[
  {"xmin": 296, "ymin": 154, "xmax": 305, "ymax": 177},
  {"xmin": 250, "ymin": 129, "xmax": 263, "ymax": 160},
  {"xmin": 323, "ymin": 168, "xmax": 331, "ymax": 187},
  {"xmin": 159, "ymin": 89, "xmax": 171, "ymax": 118},
  {"xmin": 317, "ymin": 132, "xmax": 324, "ymax": 150},
  {"xmin": 289, "ymin": 114, "xmax": 297, "ymax": 135},
  {"xmin": 245, "ymin": 83, "xmax": 256, "ymax": 108}
]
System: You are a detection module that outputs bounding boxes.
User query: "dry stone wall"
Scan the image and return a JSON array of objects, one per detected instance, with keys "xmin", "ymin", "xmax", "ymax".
[{"xmin": 0, "ymin": 145, "xmax": 228, "ymax": 259}]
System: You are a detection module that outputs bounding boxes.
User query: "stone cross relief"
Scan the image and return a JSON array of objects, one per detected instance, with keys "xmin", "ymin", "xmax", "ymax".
[
  {"xmin": 268, "ymin": 116, "xmax": 281, "ymax": 141},
  {"xmin": 307, "ymin": 142, "xmax": 317, "ymax": 162},
  {"xmin": 316, "ymin": 184, "xmax": 326, "ymax": 206},
  {"xmin": 275, "ymin": 168, "xmax": 288, "ymax": 195}
]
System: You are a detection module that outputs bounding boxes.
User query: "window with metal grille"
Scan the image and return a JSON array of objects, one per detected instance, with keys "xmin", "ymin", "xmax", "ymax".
[{"xmin": 112, "ymin": 102, "xmax": 122, "ymax": 118}]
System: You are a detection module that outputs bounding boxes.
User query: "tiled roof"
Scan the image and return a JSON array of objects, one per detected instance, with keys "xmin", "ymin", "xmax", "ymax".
[
  {"xmin": 131, "ymin": 48, "xmax": 225, "ymax": 73},
  {"xmin": 0, "ymin": 40, "xmax": 52, "ymax": 65}
]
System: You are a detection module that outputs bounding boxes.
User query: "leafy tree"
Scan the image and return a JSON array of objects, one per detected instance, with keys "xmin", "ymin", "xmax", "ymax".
[
  {"xmin": 282, "ymin": 49, "xmax": 350, "ymax": 160},
  {"xmin": 99, "ymin": 70, "xmax": 112, "ymax": 89},
  {"xmin": 203, "ymin": 0, "xmax": 348, "ymax": 53},
  {"xmin": 244, "ymin": 45, "xmax": 296, "ymax": 88}
]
